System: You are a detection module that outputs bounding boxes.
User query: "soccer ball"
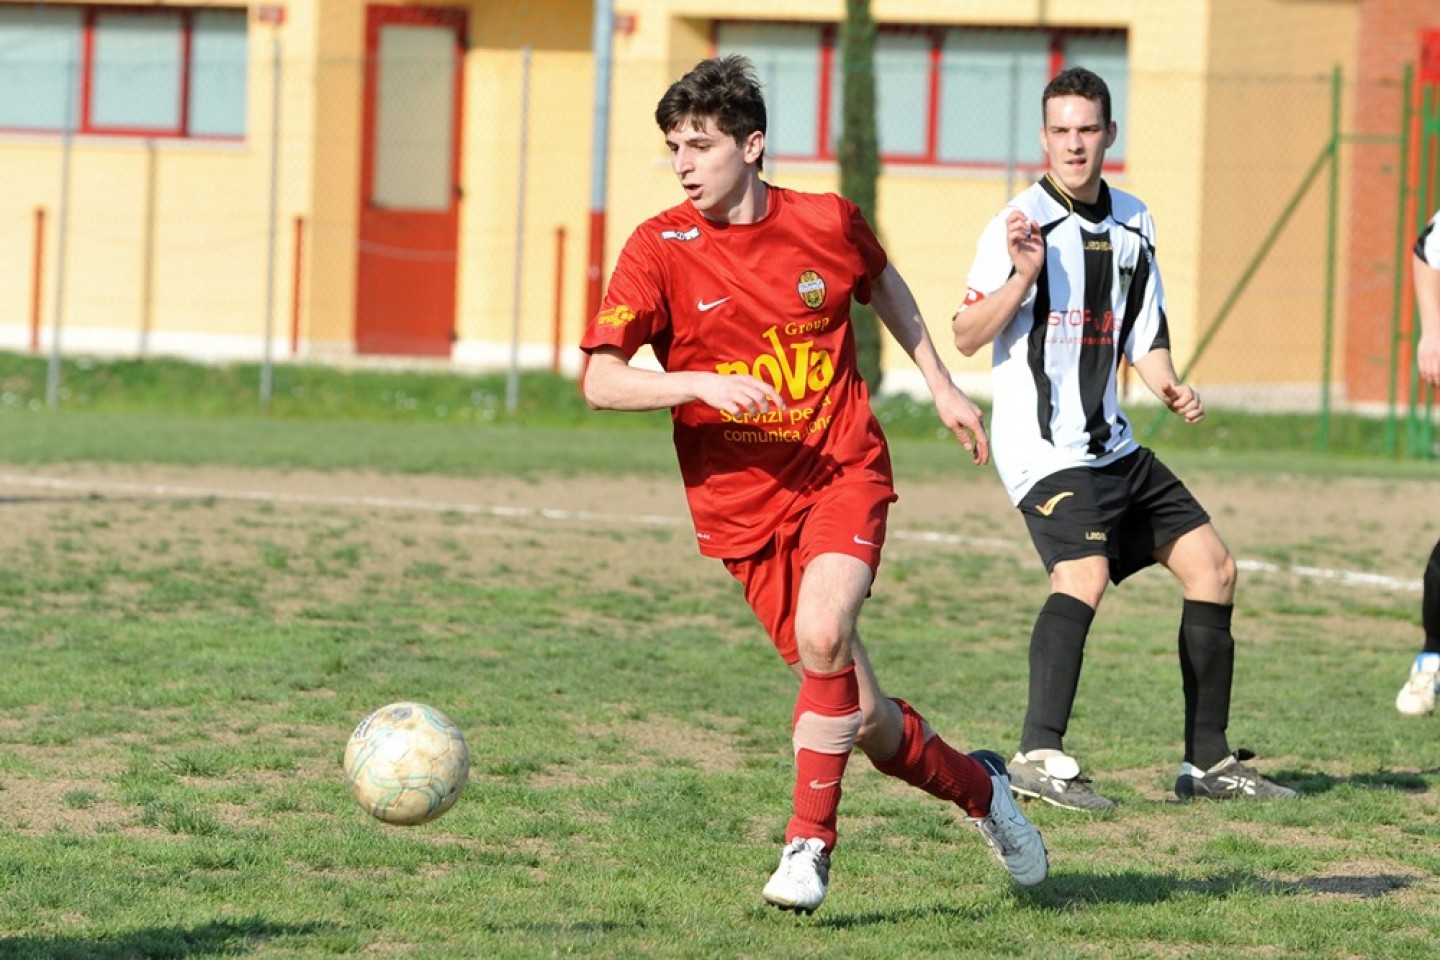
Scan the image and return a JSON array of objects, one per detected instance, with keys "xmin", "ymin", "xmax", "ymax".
[{"xmin": 344, "ymin": 701, "xmax": 470, "ymax": 826}]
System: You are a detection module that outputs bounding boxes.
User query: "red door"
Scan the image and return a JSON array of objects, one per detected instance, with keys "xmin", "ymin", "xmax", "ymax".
[{"xmin": 356, "ymin": 6, "xmax": 466, "ymax": 356}]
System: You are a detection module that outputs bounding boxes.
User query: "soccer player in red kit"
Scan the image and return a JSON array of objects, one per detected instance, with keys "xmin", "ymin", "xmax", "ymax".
[{"xmin": 580, "ymin": 55, "xmax": 1047, "ymax": 914}]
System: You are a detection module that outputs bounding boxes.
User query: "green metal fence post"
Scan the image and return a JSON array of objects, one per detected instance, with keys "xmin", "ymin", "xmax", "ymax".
[
  {"xmin": 1413, "ymin": 80, "xmax": 1440, "ymax": 458},
  {"xmin": 1385, "ymin": 64, "xmax": 1415, "ymax": 457},
  {"xmin": 1142, "ymin": 142, "xmax": 1334, "ymax": 444},
  {"xmin": 1319, "ymin": 64, "xmax": 1341, "ymax": 452}
]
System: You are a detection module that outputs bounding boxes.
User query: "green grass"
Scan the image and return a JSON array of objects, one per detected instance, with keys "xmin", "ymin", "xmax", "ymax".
[
  {"xmin": 0, "ymin": 351, "xmax": 1437, "ymax": 958},
  {"xmin": 1, "ymin": 350, "xmax": 1435, "ymax": 462}
]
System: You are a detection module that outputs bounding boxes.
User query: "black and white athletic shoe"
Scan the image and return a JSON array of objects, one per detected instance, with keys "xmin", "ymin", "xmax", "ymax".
[{"xmin": 1174, "ymin": 750, "xmax": 1298, "ymax": 801}]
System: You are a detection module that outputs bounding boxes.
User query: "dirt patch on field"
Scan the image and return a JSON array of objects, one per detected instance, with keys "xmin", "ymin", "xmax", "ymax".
[{"xmin": 0, "ymin": 460, "xmax": 1431, "ymax": 586}]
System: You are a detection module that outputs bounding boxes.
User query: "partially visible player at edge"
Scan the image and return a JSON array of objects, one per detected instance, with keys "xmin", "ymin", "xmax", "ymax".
[
  {"xmin": 952, "ymin": 66, "xmax": 1297, "ymax": 811},
  {"xmin": 1394, "ymin": 208, "xmax": 1440, "ymax": 716},
  {"xmin": 579, "ymin": 55, "xmax": 1046, "ymax": 913}
]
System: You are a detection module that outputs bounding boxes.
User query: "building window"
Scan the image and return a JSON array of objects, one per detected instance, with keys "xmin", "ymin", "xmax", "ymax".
[
  {"xmin": 718, "ymin": 21, "xmax": 825, "ymax": 158},
  {"xmin": 717, "ymin": 21, "xmax": 1127, "ymax": 169},
  {"xmin": 0, "ymin": 4, "xmax": 248, "ymax": 139}
]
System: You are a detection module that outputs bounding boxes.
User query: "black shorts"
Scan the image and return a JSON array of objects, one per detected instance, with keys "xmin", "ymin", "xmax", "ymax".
[{"xmin": 1018, "ymin": 448, "xmax": 1210, "ymax": 584}]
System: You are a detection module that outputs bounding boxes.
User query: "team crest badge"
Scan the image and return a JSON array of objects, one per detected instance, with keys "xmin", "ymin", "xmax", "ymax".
[
  {"xmin": 597, "ymin": 304, "xmax": 636, "ymax": 327},
  {"xmin": 797, "ymin": 271, "xmax": 826, "ymax": 310},
  {"xmin": 1118, "ymin": 263, "xmax": 1135, "ymax": 299}
]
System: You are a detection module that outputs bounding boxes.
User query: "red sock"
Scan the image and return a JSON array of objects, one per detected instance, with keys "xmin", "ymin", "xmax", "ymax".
[
  {"xmin": 787, "ymin": 665, "xmax": 862, "ymax": 851},
  {"xmin": 869, "ymin": 699, "xmax": 993, "ymax": 819}
]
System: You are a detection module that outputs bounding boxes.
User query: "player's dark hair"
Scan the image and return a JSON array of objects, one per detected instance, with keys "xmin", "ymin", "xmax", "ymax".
[
  {"xmin": 655, "ymin": 55, "xmax": 767, "ymax": 170},
  {"xmin": 1043, "ymin": 66, "xmax": 1112, "ymax": 126}
]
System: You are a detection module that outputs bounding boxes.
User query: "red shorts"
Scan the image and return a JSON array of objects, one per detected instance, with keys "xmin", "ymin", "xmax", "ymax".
[{"xmin": 722, "ymin": 480, "xmax": 896, "ymax": 665}]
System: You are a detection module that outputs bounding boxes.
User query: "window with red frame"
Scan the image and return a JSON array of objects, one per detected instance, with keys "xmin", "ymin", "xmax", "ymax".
[
  {"xmin": 0, "ymin": 4, "xmax": 247, "ymax": 139},
  {"xmin": 716, "ymin": 22, "xmax": 1127, "ymax": 170}
]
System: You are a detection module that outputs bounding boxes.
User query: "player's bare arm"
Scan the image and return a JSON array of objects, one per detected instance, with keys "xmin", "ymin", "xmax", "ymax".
[
  {"xmin": 869, "ymin": 264, "xmax": 990, "ymax": 465},
  {"xmin": 952, "ymin": 210, "xmax": 1044, "ymax": 356},
  {"xmin": 1131, "ymin": 349, "xmax": 1205, "ymax": 424},
  {"xmin": 1414, "ymin": 253, "xmax": 1440, "ymax": 388},
  {"xmin": 583, "ymin": 346, "xmax": 786, "ymax": 416}
]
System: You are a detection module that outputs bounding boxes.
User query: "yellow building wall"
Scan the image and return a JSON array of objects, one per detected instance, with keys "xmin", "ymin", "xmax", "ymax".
[
  {"xmin": 0, "ymin": 0, "xmax": 593, "ymax": 369},
  {"xmin": 0, "ymin": 1, "xmax": 315, "ymax": 360},
  {"xmin": 0, "ymin": 0, "xmax": 1358, "ymax": 401},
  {"xmin": 455, "ymin": 4, "xmax": 592, "ymax": 371},
  {"xmin": 1194, "ymin": 0, "xmax": 1358, "ymax": 403},
  {"xmin": 303, "ymin": 0, "xmax": 365, "ymax": 354},
  {"xmin": 604, "ymin": 1, "xmax": 1214, "ymax": 396},
  {"xmin": 303, "ymin": 0, "xmax": 593, "ymax": 368}
]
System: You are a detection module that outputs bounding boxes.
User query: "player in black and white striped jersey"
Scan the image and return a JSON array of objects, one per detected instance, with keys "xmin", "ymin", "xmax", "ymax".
[
  {"xmin": 1394, "ymin": 209, "xmax": 1440, "ymax": 716},
  {"xmin": 952, "ymin": 67, "xmax": 1296, "ymax": 808}
]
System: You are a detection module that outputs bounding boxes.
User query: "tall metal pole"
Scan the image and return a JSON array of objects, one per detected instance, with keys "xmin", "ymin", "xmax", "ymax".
[
  {"xmin": 45, "ymin": 52, "xmax": 78, "ymax": 409},
  {"xmin": 1385, "ymin": 63, "xmax": 1415, "ymax": 457},
  {"xmin": 506, "ymin": 46, "xmax": 532, "ymax": 414},
  {"xmin": 260, "ymin": 25, "xmax": 283, "ymax": 411},
  {"xmin": 138, "ymin": 139, "xmax": 158, "ymax": 357},
  {"xmin": 1005, "ymin": 55, "xmax": 1020, "ymax": 200},
  {"xmin": 1318, "ymin": 64, "xmax": 1340, "ymax": 452},
  {"xmin": 583, "ymin": 0, "xmax": 614, "ymax": 328},
  {"xmin": 1413, "ymin": 82, "xmax": 1440, "ymax": 458}
]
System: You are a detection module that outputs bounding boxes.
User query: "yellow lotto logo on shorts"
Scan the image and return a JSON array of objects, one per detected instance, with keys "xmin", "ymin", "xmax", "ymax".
[
  {"xmin": 597, "ymin": 304, "xmax": 636, "ymax": 328},
  {"xmin": 1035, "ymin": 491, "xmax": 1074, "ymax": 517},
  {"xmin": 797, "ymin": 271, "xmax": 827, "ymax": 310}
]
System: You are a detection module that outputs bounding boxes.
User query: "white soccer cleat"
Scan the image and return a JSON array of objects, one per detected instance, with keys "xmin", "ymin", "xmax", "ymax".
[
  {"xmin": 967, "ymin": 750, "xmax": 1049, "ymax": 886},
  {"xmin": 1396, "ymin": 653, "xmax": 1440, "ymax": 716},
  {"xmin": 762, "ymin": 837, "xmax": 830, "ymax": 914}
]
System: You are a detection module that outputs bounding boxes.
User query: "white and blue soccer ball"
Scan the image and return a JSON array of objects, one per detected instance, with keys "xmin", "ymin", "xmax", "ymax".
[{"xmin": 344, "ymin": 701, "xmax": 470, "ymax": 826}]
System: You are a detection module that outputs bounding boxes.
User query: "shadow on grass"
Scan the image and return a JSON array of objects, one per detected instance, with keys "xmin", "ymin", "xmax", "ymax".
[
  {"xmin": 0, "ymin": 918, "xmax": 337, "ymax": 959},
  {"xmin": 0, "ymin": 495, "xmax": 107, "ymax": 507},
  {"xmin": 816, "ymin": 872, "xmax": 1260, "ymax": 928},
  {"xmin": 1030, "ymin": 869, "xmax": 1418, "ymax": 905},
  {"xmin": 1267, "ymin": 874, "xmax": 1419, "ymax": 898},
  {"xmin": 815, "ymin": 902, "xmax": 994, "ymax": 929},
  {"xmin": 480, "ymin": 921, "xmax": 632, "ymax": 935},
  {"xmin": 1017, "ymin": 869, "xmax": 1260, "ymax": 909},
  {"xmin": 1280, "ymin": 768, "xmax": 1434, "ymax": 796},
  {"xmin": 812, "ymin": 865, "xmax": 1420, "ymax": 928}
]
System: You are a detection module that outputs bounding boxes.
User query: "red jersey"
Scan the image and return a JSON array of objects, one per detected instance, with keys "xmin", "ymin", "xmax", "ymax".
[{"xmin": 581, "ymin": 186, "xmax": 894, "ymax": 558}]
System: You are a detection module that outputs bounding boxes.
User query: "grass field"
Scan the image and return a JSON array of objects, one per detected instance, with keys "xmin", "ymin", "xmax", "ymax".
[{"xmin": 0, "ymin": 356, "xmax": 1438, "ymax": 959}]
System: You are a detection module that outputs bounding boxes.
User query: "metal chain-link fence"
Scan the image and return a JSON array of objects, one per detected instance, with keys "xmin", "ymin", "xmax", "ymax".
[{"xmin": 2, "ymin": 19, "xmax": 1434, "ymax": 450}]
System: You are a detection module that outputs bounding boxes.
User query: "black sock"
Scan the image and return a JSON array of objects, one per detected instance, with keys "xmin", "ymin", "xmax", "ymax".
[
  {"xmin": 1020, "ymin": 593, "xmax": 1096, "ymax": 755},
  {"xmin": 1422, "ymin": 540, "xmax": 1440, "ymax": 655},
  {"xmin": 1179, "ymin": 599, "xmax": 1235, "ymax": 769}
]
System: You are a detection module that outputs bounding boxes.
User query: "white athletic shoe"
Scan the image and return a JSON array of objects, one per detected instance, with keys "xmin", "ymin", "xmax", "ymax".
[
  {"xmin": 967, "ymin": 750, "xmax": 1049, "ymax": 886},
  {"xmin": 762, "ymin": 837, "xmax": 830, "ymax": 914},
  {"xmin": 1396, "ymin": 653, "xmax": 1440, "ymax": 716}
]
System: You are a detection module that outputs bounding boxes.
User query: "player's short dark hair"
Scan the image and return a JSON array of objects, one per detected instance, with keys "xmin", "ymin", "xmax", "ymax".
[
  {"xmin": 1043, "ymin": 66, "xmax": 1112, "ymax": 127},
  {"xmin": 655, "ymin": 55, "xmax": 767, "ymax": 169}
]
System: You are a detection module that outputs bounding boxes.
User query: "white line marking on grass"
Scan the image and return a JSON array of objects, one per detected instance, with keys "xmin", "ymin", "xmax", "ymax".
[
  {"xmin": 891, "ymin": 529, "xmax": 1035, "ymax": 552},
  {"xmin": 0, "ymin": 472, "xmax": 1422, "ymax": 594},
  {"xmin": 0, "ymin": 472, "xmax": 686, "ymax": 529},
  {"xmin": 1235, "ymin": 559, "xmax": 1421, "ymax": 593}
]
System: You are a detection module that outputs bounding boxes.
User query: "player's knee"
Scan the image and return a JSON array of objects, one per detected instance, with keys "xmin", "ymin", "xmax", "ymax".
[
  {"xmin": 854, "ymin": 697, "xmax": 906, "ymax": 761},
  {"xmin": 854, "ymin": 701, "xmax": 897, "ymax": 750},
  {"xmin": 1049, "ymin": 565, "xmax": 1108, "ymax": 607},
  {"xmin": 794, "ymin": 619, "xmax": 851, "ymax": 668},
  {"xmin": 1180, "ymin": 543, "xmax": 1236, "ymax": 602},
  {"xmin": 1217, "ymin": 550, "xmax": 1238, "ymax": 594}
]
